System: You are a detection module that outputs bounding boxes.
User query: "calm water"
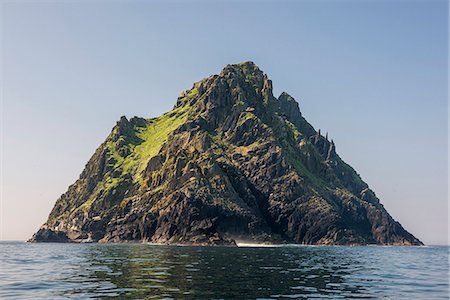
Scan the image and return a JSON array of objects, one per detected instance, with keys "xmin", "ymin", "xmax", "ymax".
[{"xmin": 0, "ymin": 242, "xmax": 448, "ymax": 299}]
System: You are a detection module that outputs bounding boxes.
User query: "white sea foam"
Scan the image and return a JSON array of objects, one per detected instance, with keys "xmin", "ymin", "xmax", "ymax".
[{"xmin": 234, "ymin": 242, "xmax": 302, "ymax": 248}]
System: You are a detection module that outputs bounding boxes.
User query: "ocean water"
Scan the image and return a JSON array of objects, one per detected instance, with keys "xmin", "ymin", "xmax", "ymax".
[{"xmin": 0, "ymin": 242, "xmax": 448, "ymax": 299}]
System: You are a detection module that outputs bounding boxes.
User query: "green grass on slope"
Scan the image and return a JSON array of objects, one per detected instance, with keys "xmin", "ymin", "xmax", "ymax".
[
  {"xmin": 71, "ymin": 104, "xmax": 191, "ymax": 215},
  {"xmin": 78, "ymin": 177, "xmax": 122, "ymax": 212},
  {"xmin": 109, "ymin": 103, "xmax": 191, "ymax": 184},
  {"xmin": 284, "ymin": 119, "xmax": 301, "ymax": 140},
  {"xmin": 273, "ymin": 116, "xmax": 325, "ymax": 189},
  {"xmin": 186, "ymin": 88, "xmax": 198, "ymax": 98},
  {"xmin": 236, "ymin": 111, "xmax": 257, "ymax": 127}
]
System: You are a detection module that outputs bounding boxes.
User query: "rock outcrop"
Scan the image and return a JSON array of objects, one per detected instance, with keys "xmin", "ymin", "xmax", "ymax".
[{"xmin": 30, "ymin": 62, "xmax": 422, "ymax": 246}]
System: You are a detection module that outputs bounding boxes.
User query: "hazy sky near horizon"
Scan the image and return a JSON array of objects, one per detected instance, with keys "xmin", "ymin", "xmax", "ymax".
[{"xmin": 1, "ymin": 1, "xmax": 448, "ymax": 244}]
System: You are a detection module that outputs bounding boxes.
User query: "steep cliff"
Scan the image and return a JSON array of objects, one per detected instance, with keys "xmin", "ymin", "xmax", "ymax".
[{"xmin": 30, "ymin": 62, "xmax": 422, "ymax": 246}]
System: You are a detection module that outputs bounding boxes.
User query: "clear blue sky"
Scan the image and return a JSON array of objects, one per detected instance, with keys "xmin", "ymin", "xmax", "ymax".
[{"xmin": 1, "ymin": 0, "xmax": 448, "ymax": 245}]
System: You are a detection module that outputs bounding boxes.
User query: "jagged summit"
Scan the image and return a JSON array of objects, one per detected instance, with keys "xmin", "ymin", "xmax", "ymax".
[{"xmin": 30, "ymin": 62, "xmax": 422, "ymax": 246}]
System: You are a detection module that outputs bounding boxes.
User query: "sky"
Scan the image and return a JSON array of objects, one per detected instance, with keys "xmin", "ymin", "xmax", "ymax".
[{"xmin": 1, "ymin": 0, "xmax": 448, "ymax": 245}]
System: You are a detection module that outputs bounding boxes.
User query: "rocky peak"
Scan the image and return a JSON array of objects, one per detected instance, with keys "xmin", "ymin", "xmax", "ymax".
[
  {"xmin": 175, "ymin": 61, "xmax": 274, "ymax": 111},
  {"xmin": 220, "ymin": 61, "xmax": 264, "ymax": 85},
  {"xmin": 220, "ymin": 61, "xmax": 274, "ymax": 101},
  {"xmin": 277, "ymin": 92, "xmax": 302, "ymax": 118}
]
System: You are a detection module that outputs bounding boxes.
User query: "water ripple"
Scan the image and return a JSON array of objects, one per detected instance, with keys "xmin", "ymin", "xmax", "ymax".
[{"xmin": 0, "ymin": 242, "xmax": 448, "ymax": 299}]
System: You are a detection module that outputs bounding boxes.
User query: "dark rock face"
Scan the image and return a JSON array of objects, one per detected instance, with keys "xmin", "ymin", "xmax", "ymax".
[
  {"xmin": 31, "ymin": 227, "xmax": 70, "ymax": 242},
  {"xmin": 29, "ymin": 62, "xmax": 423, "ymax": 246}
]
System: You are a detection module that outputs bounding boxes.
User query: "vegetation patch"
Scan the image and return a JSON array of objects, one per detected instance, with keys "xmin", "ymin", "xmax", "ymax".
[{"xmin": 115, "ymin": 104, "xmax": 191, "ymax": 184}]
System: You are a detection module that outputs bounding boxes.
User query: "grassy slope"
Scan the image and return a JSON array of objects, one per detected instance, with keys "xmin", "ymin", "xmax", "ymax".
[{"xmin": 71, "ymin": 102, "xmax": 192, "ymax": 215}]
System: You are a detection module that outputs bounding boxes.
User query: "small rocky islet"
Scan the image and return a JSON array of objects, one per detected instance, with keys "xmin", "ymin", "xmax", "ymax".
[{"xmin": 30, "ymin": 62, "xmax": 422, "ymax": 246}]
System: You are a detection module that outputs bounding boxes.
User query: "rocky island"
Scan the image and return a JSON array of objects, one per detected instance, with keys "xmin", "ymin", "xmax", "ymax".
[{"xmin": 30, "ymin": 62, "xmax": 422, "ymax": 246}]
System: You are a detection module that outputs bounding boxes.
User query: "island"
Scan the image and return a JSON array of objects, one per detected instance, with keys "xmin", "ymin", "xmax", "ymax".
[{"xmin": 30, "ymin": 62, "xmax": 422, "ymax": 246}]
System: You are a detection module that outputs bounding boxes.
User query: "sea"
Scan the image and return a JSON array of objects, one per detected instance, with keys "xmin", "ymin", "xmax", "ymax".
[{"xmin": 0, "ymin": 241, "xmax": 448, "ymax": 299}]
